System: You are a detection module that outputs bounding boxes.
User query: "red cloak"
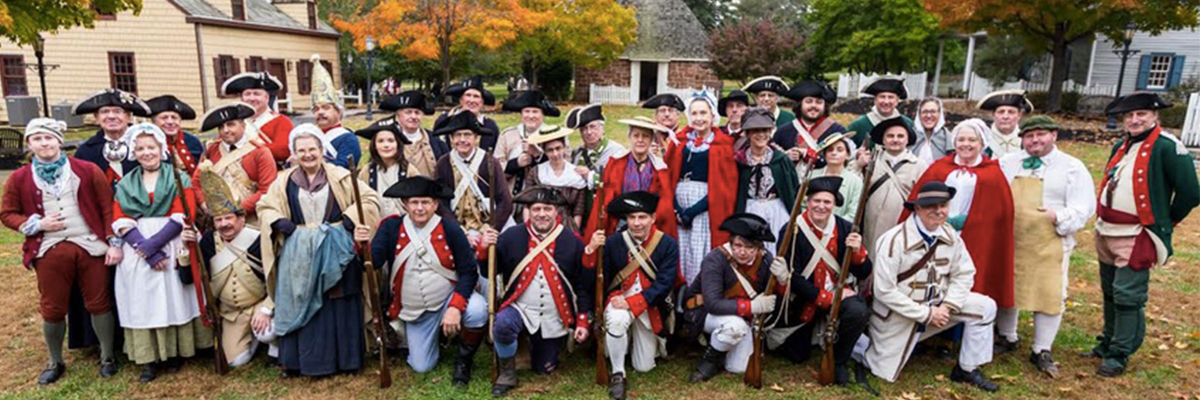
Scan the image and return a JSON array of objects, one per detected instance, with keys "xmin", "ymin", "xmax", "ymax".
[
  {"xmin": 665, "ymin": 126, "xmax": 739, "ymax": 247},
  {"xmin": 583, "ymin": 152, "xmax": 676, "ymax": 247},
  {"xmin": 901, "ymin": 156, "xmax": 1015, "ymax": 308}
]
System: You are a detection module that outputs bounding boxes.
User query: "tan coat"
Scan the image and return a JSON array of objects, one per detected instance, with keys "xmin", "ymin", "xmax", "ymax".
[{"xmin": 862, "ymin": 151, "xmax": 929, "ymax": 253}]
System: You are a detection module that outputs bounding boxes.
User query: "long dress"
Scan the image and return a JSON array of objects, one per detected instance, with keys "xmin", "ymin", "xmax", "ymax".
[
  {"xmin": 811, "ymin": 166, "xmax": 864, "ymax": 222},
  {"xmin": 734, "ymin": 148, "xmax": 799, "ymax": 257},
  {"xmin": 903, "ymin": 155, "xmax": 1015, "ymax": 308},
  {"xmin": 665, "ymin": 127, "xmax": 738, "ymax": 286},
  {"xmin": 112, "ymin": 164, "xmax": 211, "ymax": 364},
  {"xmin": 259, "ymin": 164, "xmax": 382, "ymax": 376}
]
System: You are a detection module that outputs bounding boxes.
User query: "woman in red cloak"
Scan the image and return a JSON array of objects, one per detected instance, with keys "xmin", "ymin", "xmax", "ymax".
[{"xmin": 902, "ymin": 117, "xmax": 1015, "ymax": 310}]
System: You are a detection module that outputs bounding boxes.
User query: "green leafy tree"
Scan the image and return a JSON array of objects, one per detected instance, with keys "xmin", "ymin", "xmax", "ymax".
[
  {"xmin": 807, "ymin": 0, "xmax": 942, "ymax": 74},
  {"xmin": 973, "ymin": 35, "xmax": 1038, "ymax": 86},
  {"xmin": 0, "ymin": 0, "xmax": 142, "ymax": 46},
  {"xmin": 707, "ymin": 18, "xmax": 809, "ymax": 82},
  {"xmin": 734, "ymin": 0, "xmax": 809, "ymax": 33},
  {"xmin": 681, "ymin": 0, "xmax": 734, "ymax": 31}
]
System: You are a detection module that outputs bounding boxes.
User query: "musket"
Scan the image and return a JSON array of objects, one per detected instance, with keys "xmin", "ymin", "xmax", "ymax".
[
  {"xmin": 488, "ymin": 156, "xmax": 500, "ymax": 384},
  {"xmin": 594, "ymin": 183, "xmax": 609, "ymax": 387},
  {"xmin": 745, "ymin": 157, "xmax": 816, "ymax": 389},
  {"xmin": 817, "ymin": 147, "xmax": 880, "ymax": 386},
  {"xmin": 348, "ymin": 156, "xmax": 392, "ymax": 388},
  {"xmin": 170, "ymin": 156, "xmax": 228, "ymax": 375}
]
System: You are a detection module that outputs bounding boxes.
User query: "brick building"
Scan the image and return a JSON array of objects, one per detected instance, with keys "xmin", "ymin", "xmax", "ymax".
[{"xmin": 573, "ymin": 0, "xmax": 722, "ymax": 104}]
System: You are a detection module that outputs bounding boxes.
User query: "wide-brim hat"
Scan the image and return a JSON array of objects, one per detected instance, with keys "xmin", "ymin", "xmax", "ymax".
[
  {"xmin": 146, "ymin": 95, "xmax": 196, "ymax": 120},
  {"xmin": 719, "ymin": 213, "xmax": 776, "ymax": 243},
  {"xmin": 1018, "ymin": 115, "xmax": 1060, "ymax": 137},
  {"xmin": 383, "ymin": 176, "xmax": 453, "ymax": 200},
  {"xmin": 740, "ymin": 106, "xmax": 776, "ymax": 132},
  {"xmin": 817, "ymin": 131, "xmax": 858, "ymax": 156},
  {"xmin": 977, "ymin": 89, "xmax": 1034, "ymax": 113},
  {"xmin": 221, "ymin": 71, "xmax": 283, "ymax": 95},
  {"xmin": 444, "ymin": 75, "xmax": 496, "ymax": 106},
  {"xmin": 513, "ymin": 186, "xmax": 567, "ymax": 206},
  {"xmin": 1105, "ymin": 91, "xmax": 1173, "ymax": 115},
  {"xmin": 200, "ymin": 102, "xmax": 256, "ymax": 132},
  {"xmin": 807, "ymin": 175, "xmax": 845, "ymax": 207},
  {"xmin": 870, "ymin": 117, "xmax": 916, "ymax": 147},
  {"xmin": 431, "ymin": 111, "xmax": 497, "ymax": 137},
  {"xmin": 641, "ymin": 93, "xmax": 685, "ymax": 111},
  {"xmin": 565, "ymin": 103, "xmax": 604, "ymax": 129},
  {"xmin": 718, "ymin": 90, "xmax": 751, "ymax": 117},
  {"xmin": 861, "ymin": 77, "xmax": 908, "ymax": 100},
  {"xmin": 72, "ymin": 89, "xmax": 152, "ymax": 117},
  {"xmin": 354, "ymin": 118, "xmax": 414, "ymax": 144},
  {"xmin": 742, "ymin": 76, "xmax": 789, "ymax": 95},
  {"xmin": 380, "ymin": 90, "xmax": 435, "ymax": 115},
  {"xmin": 904, "ymin": 181, "xmax": 958, "ymax": 210},
  {"xmin": 501, "ymin": 90, "xmax": 560, "ymax": 117},
  {"xmin": 619, "ymin": 116, "xmax": 673, "ymax": 137},
  {"xmin": 525, "ymin": 125, "xmax": 574, "ymax": 146},
  {"xmin": 606, "ymin": 191, "xmax": 659, "ymax": 218},
  {"xmin": 784, "ymin": 80, "xmax": 837, "ymax": 104}
]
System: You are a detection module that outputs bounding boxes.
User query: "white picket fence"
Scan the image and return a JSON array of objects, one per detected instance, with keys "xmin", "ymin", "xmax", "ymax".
[
  {"xmin": 588, "ymin": 83, "xmax": 718, "ymax": 106},
  {"xmin": 966, "ymin": 73, "xmax": 1117, "ymax": 101},
  {"xmin": 836, "ymin": 72, "xmax": 928, "ymax": 99},
  {"xmin": 1181, "ymin": 92, "xmax": 1200, "ymax": 147},
  {"xmin": 343, "ymin": 89, "xmax": 363, "ymax": 106}
]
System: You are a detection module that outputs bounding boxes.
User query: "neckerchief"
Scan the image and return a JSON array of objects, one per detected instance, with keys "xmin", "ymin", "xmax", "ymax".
[
  {"xmin": 114, "ymin": 164, "xmax": 182, "ymax": 218},
  {"xmin": 686, "ymin": 129, "xmax": 715, "ymax": 151},
  {"xmin": 33, "ymin": 156, "xmax": 67, "ymax": 186},
  {"xmin": 622, "ymin": 154, "xmax": 654, "ymax": 193},
  {"xmin": 290, "ymin": 166, "xmax": 328, "ymax": 192}
]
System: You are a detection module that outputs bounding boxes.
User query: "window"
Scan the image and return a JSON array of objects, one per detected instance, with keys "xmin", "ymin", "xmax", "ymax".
[
  {"xmin": 108, "ymin": 52, "xmax": 137, "ymax": 94},
  {"xmin": 214, "ymin": 55, "xmax": 241, "ymax": 97},
  {"xmin": 1, "ymin": 55, "xmax": 28, "ymax": 96},
  {"xmin": 246, "ymin": 56, "xmax": 265, "ymax": 72},
  {"xmin": 307, "ymin": 1, "xmax": 318, "ymax": 30},
  {"xmin": 1146, "ymin": 55, "xmax": 1172, "ymax": 90},
  {"xmin": 231, "ymin": 0, "xmax": 246, "ymax": 20},
  {"xmin": 297, "ymin": 60, "xmax": 313, "ymax": 95}
]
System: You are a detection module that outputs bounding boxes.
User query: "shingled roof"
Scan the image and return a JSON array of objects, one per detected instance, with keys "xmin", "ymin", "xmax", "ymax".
[
  {"xmin": 170, "ymin": 0, "xmax": 339, "ymax": 37},
  {"xmin": 620, "ymin": 0, "xmax": 709, "ymax": 61}
]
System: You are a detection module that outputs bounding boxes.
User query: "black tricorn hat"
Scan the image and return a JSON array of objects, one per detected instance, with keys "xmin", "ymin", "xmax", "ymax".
[
  {"xmin": 565, "ymin": 103, "xmax": 604, "ymax": 129},
  {"xmin": 606, "ymin": 191, "xmax": 659, "ymax": 218},
  {"xmin": 146, "ymin": 95, "xmax": 197, "ymax": 120},
  {"xmin": 784, "ymin": 80, "xmax": 837, "ymax": 105},
  {"xmin": 444, "ymin": 75, "xmax": 496, "ymax": 106},
  {"xmin": 718, "ymin": 90, "xmax": 751, "ymax": 117},
  {"xmin": 862, "ymin": 78, "xmax": 908, "ymax": 100},
  {"xmin": 200, "ymin": 102, "xmax": 256, "ymax": 132},
  {"xmin": 743, "ymin": 76, "xmax": 789, "ymax": 95},
  {"xmin": 1105, "ymin": 91, "xmax": 1173, "ymax": 115},
  {"xmin": 380, "ymin": 90, "xmax": 435, "ymax": 115},
  {"xmin": 431, "ymin": 111, "xmax": 497, "ymax": 137},
  {"xmin": 807, "ymin": 176, "xmax": 845, "ymax": 207},
  {"xmin": 870, "ymin": 117, "xmax": 916, "ymax": 147},
  {"xmin": 354, "ymin": 118, "xmax": 415, "ymax": 144},
  {"xmin": 221, "ymin": 72, "xmax": 283, "ymax": 95},
  {"xmin": 904, "ymin": 181, "xmax": 958, "ymax": 210},
  {"xmin": 977, "ymin": 89, "xmax": 1034, "ymax": 113},
  {"xmin": 719, "ymin": 213, "xmax": 776, "ymax": 243},
  {"xmin": 502, "ymin": 90, "xmax": 560, "ymax": 117},
  {"xmin": 72, "ymin": 89, "xmax": 152, "ymax": 117},
  {"xmin": 513, "ymin": 186, "xmax": 567, "ymax": 206},
  {"xmin": 641, "ymin": 93, "xmax": 685, "ymax": 111},
  {"xmin": 383, "ymin": 176, "xmax": 453, "ymax": 199}
]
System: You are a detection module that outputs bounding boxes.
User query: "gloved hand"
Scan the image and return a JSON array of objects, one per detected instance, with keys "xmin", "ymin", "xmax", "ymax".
[
  {"xmin": 272, "ymin": 219, "xmax": 297, "ymax": 237},
  {"xmin": 947, "ymin": 214, "xmax": 967, "ymax": 231},
  {"xmin": 750, "ymin": 294, "xmax": 777, "ymax": 315},
  {"xmin": 769, "ymin": 257, "xmax": 791, "ymax": 283},
  {"xmin": 139, "ymin": 220, "xmax": 182, "ymax": 258},
  {"xmin": 146, "ymin": 251, "xmax": 168, "ymax": 268},
  {"xmin": 123, "ymin": 227, "xmax": 147, "ymax": 249}
]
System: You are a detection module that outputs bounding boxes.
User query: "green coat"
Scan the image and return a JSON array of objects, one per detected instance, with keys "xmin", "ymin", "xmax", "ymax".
[
  {"xmin": 775, "ymin": 109, "xmax": 797, "ymax": 128},
  {"xmin": 845, "ymin": 114, "xmax": 915, "ymax": 149},
  {"xmin": 735, "ymin": 149, "xmax": 800, "ymax": 214},
  {"xmin": 1105, "ymin": 130, "xmax": 1200, "ymax": 258}
]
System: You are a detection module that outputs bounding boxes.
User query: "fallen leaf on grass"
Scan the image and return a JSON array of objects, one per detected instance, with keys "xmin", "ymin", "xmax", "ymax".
[
  {"xmin": 1172, "ymin": 364, "xmax": 1184, "ymax": 370},
  {"xmin": 935, "ymin": 374, "xmax": 946, "ymax": 382},
  {"xmin": 1175, "ymin": 342, "xmax": 1189, "ymax": 349},
  {"xmin": 900, "ymin": 392, "xmax": 921, "ymax": 400},
  {"xmin": 1189, "ymin": 331, "xmax": 1200, "ymax": 340},
  {"xmin": 1059, "ymin": 387, "xmax": 1074, "ymax": 393},
  {"xmin": 1076, "ymin": 372, "xmax": 1090, "ymax": 379},
  {"xmin": 1170, "ymin": 392, "xmax": 1189, "ymax": 400},
  {"xmin": 770, "ymin": 383, "xmax": 785, "ymax": 392},
  {"xmin": 1159, "ymin": 343, "xmax": 1171, "ymax": 350}
]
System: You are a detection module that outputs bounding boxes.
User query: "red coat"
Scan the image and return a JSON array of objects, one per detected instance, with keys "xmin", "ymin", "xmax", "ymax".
[
  {"xmin": 902, "ymin": 156, "xmax": 1015, "ymax": 308},
  {"xmin": 0, "ymin": 159, "xmax": 114, "ymax": 268},
  {"xmin": 583, "ymin": 152, "xmax": 676, "ymax": 244},
  {"xmin": 665, "ymin": 127, "xmax": 738, "ymax": 246},
  {"xmin": 257, "ymin": 113, "xmax": 295, "ymax": 163}
]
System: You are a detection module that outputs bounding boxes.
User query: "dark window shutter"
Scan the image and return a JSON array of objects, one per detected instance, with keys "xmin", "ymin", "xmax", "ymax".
[
  {"xmin": 1135, "ymin": 54, "xmax": 1152, "ymax": 90},
  {"xmin": 1167, "ymin": 55, "xmax": 1186, "ymax": 88},
  {"xmin": 214, "ymin": 56, "xmax": 222, "ymax": 94}
]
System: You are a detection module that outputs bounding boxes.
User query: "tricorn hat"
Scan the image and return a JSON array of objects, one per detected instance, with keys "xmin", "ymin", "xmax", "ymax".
[
  {"xmin": 502, "ymin": 90, "xmax": 560, "ymax": 117},
  {"xmin": 221, "ymin": 71, "xmax": 283, "ymax": 95},
  {"xmin": 565, "ymin": 103, "xmax": 604, "ymax": 129},
  {"xmin": 743, "ymin": 76, "xmax": 789, "ymax": 95},
  {"xmin": 146, "ymin": 95, "xmax": 196, "ymax": 120},
  {"xmin": 1105, "ymin": 91, "xmax": 1173, "ymax": 115},
  {"xmin": 977, "ymin": 89, "xmax": 1033, "ymax": 113},
  {"xmin": 431, "ymin": 111, "xmax": 497, "ymax": 137},
  {"xmin": 904, "ymin": 181, "xmax": 958, "ymax": 210},
  {"xmin": 443, "ymin": 75, "xmax": 496, "ymax": 106},
  {"xmin": 383, "ymin": 176, "xmax": 453, "ymax": 200},
  {"xmin": 73, "ymin": 89, "xmax": 152, "ymax": 117},
  {"xmin": 641, "ymin": 93, "xmax": 685, "ymax": 111},
  {"xmin": 606, "ymin": 191, "xmax": 659, "ymax": 218},
  {"xmin": 718, "ymin": 90, "xmax": 751, "ymax": 117},
  {"xmin": 870, "ymin": 117, "xmax": 916, "ymax": 147},
  {"xmin": 719, "ymin": 213, "xmax": 776, "ymax": 243},
  {"xmin": 354, "ymin": 118, "xmax": 415, "ymax": 144},
  {"xmin": 513, "ymin": 186, "xmax": 567, "ymax": 206},
  {"xmin": 200, "ymin": 102, "xmax": 256, "ymax": 132},
  {"xmin": 783, "ymin": 80, "xmax": 837, "ymax": 105},
  {"xmin": 862, "ymin": 77, "xmax": 908, "ymax": 100},
  {"xmin": 807, "ymin": 176, "xmax": 845, "ymax": 207},
  {"xmin": 381, "ymin": 90, "xmax": 435, "ymax": 114}
]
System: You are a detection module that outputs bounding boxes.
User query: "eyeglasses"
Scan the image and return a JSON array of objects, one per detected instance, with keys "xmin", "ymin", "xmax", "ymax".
[{"xmin": 919, "ymin": 110, "xmax": 940, "ymax": 115}]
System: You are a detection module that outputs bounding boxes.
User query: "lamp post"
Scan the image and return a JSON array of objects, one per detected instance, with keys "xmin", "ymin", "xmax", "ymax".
[
  {"xmin": 32, "ymin": 34, "xmax": 49, "ymax": 117},
  {"xmin": 1107, "ymin": 23, "xmax": 1140, "ymax": 130},
  {"xmin": 364, "ymin": 36, "xmax": 375, "ymax": 121}
]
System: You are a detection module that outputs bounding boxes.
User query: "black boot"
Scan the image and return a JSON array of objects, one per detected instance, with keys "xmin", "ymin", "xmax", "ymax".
[
  {"xmin": 491, "ymin": 356, "xmax": 517, "ymax": 397},
  {"xmin": 99, "ymin": 358, "xmax": 118, "ymax": 378},
  {"xmin": 139, "ymin": 363, "xmax": 158, "ymax": 383},
  {"xmin": 993, "ymin": 337, "xmax": 1019, "ymax": 355},
  {"xmin": 38, "ymin": 362, "xmax": 66, "ymax": 385},
  {"xmin": 608, "ymin": 372, "xmax": 626, "ymax": 400},
  {"xmin": 1096, "ymin": 358, "xmax": 1126, "ymax": 377},
  {"xmin": 949, "ymin": 364, "xmax": 998, "ymax": 392},
  {"xmin": 454, "ymin": 328, "xmax": 484, "ymax": 387},
  {"xmin": 688, "ymin": 345, "xmax": 726, "ymax": 382},
  {"xmin": 1030, "ymin": 350, "xmax": 1059, "ymax": 378},
  {"xmin": 834, "ymin": 363, "xmax": 851, "ymax": 385},
  {"xmin": 854, "ymin": 361, "xmax": 880, "ymax": 397}
]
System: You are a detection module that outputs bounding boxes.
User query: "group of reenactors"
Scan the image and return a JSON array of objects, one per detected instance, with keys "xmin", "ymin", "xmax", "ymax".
[{"xmin": 5, "ymin": 67, "xmax": 1198, "ymax": 399}]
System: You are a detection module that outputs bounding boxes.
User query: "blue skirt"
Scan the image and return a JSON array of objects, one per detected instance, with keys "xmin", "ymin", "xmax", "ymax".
[{"xmin": 277, "ymin": 260, "xmax": 365, "ymax": 376}]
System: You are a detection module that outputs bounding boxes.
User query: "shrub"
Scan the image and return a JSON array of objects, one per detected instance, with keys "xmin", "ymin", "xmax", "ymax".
[
  {"xmin": 1159, "ymin": 104, "xmax": 1187, "ymax": 129},
  {"xmin": 1026, "ymin": 91, "xmax": 1081, "ymax": 113}
]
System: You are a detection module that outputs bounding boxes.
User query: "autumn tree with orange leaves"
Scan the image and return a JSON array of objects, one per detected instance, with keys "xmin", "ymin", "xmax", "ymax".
[
  {"xmin": 506, "ymin": 0, "xmax": 637, "ymax": 91},
  {"xmin": 1, "ymin": 0, "xmax": 142, "ymax": 46},
  {"xmin": 333, "ymin": 0, "xmax": 551, "ymax": 89},
  {"xmin": 924, "ymin": 0, "xmax": 1200, "ymax": 112}
]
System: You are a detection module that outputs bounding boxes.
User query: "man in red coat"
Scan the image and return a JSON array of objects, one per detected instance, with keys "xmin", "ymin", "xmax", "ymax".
[
  {"xmin": 194, "ymin": 103, "xmax": 279, "ymax": 227},
  {"xmin": 0, "ymin": 118, "xmax": 123, "ymax": 384},
  {"xmin": 222, "ymin": 71, "xmax": 293, "ymax": 165},
  {"xmin": 584, "ymin": 117, "xmax": 676, "ymax": 243}
]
